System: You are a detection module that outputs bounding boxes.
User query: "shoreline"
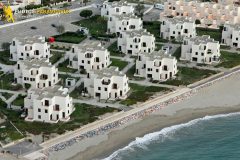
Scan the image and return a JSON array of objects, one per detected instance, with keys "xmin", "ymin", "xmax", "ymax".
[
  {"xmin": 63, "ymin": 73, "xmax": 240, "ymax": 160},
  {"xmin": 23, "ymin": 71, "xmax": 240, "ymax": 160},
  {"xmin": 69, "ymin": 106, "xmax": 240, "ymax": 160}
]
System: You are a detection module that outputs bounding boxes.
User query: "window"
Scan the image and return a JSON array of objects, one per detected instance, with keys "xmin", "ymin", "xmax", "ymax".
[
  {"xmin": 12, "ymin": 41, "xmax": 15, "ymax": 46},
  {"xmin": 156, "ymin": 69, "xmax": 159, "ymax": 72},
  {"xmin": 201, "ymin": 53, "xmax": 204, "ymax": 56},
  {"xmin": 98, "ymin": 87, "xmax": 101, "ymax": 90},
  {"xmin": 142, "ymin": 42, "xmax": 146, "ymax": 47},
  {"xmin": 72, "ymin": 48, "xmax": 75, "ymax": 53},
  {"xmin": 38, "ymin": 108, "xmax": 41, "ymax": 112},
  {"xmin": 45, "ymin": 109, "xmax": 48, "ymax": 113},
  {"xmin": 45, "ymin": 100, "xmax": 49, "ymax": 106},
  {"xmin": 82, "ymin": 60, "xmax": 84, "ymax": 63},
  {"xmin": 55, "ymin": 104, "xmax": 59, "ymax": 111},
  {"xmin": 35, "ymin": 50, "xmax": 39, "ymax": 55},
  {"xmin": 96, "ymin": 57, "xmax": 99, "ymax": 62},
  {"xmin": 195, "ymin": 52, "xmax": 198, "ymax": 55},
  {"xmin": 38, "ymin": 115, "xmax": 41, "ymax": 119},
  {"xmin": 163, "ymin": 65, "xmax": 168, "ymax": 71},
  {"xmin": 105, "ymin": 88, "xmax": 107, "ymax": 91}
]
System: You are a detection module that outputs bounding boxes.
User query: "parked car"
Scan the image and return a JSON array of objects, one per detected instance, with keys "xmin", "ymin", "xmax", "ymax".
[
  {"xmin": 30, "ymin": 26, "xmax": 37, "ymax": 29},
  {"xmin": 154, "ymin": 3, "xmax": 164, "ymax": 10},
  {"xmin": 51, "ymin": 24, "xmax": 56, "ymax": 27}
]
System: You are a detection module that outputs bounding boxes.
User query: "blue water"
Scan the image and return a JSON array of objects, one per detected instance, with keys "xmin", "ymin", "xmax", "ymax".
[{"xmin": 103, "ymin": 113, "xmax": 240, "ymax": 160}]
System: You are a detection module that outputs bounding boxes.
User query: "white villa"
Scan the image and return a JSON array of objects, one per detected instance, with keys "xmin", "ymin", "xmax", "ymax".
[
  {"xmin": 108, "ymin": 13, "xmax": 143, "ymax": 35},
  {"xmin": 14, "ymin": 59, "xmax": 58, "ymax": 89},
  {"xmin": 221, "ymin": 24, "xmax": 240, "ymax": 48},
  {"xmin": 160, "ymin": 17, "xmax": 196, "ymax": 41},
  {"xmin": 24, "ymin": 86, "xmax": 74, "ymax": 123},
  {"xmin": 135, "ymin": 50, "xmax": 178, "ymax": 81},
  {"xmin": 68, "ymin": 41, "xmax": 110, "ymax": 72},
  {"xmin": 160, "ymin": 0, "xmax": 240, "ymax": 28},
  {"xmin": 84, "ymin": 66, "xmax": 130, "ymax": 100},
  {"xmin": 118, "ymin": 29, "xmax": 156, "ymax": 55},
  {"xmin": 10, "ymin": 35, "xmax": 50, "ymax": 61},
  {"xmin": 101, "ymin": 0, "xmax": 134, "ymax": 18},
  {"xmin": 181, "ymin": 35, "xmax": 221, "ymax": 64}
]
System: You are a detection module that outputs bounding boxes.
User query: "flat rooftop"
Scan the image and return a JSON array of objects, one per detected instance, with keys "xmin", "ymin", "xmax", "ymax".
[
  {"xmin": 29, "ymin": 85, "xmax": 69, "ymax": 100},
  {"xmin": 93, "ymin": 66, "xmax": 125, "ymax": 78},
  {"xmin": 14, "ymin": 35, "xmax": 46, "ymax": 45},
  {"xmin": 20, "ymin": 58, "xmax": 53, "ymax": 69}
]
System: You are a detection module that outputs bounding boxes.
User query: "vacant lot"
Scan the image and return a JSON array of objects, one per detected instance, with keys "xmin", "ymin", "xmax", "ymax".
[{"xmin": 216, "ymin": 51, "xmax": 240, "ymax": 68}]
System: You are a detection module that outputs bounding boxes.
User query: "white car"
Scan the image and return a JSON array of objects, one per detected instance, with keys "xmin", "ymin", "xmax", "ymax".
[{"xmin": 154, "ymin": 3, "xmax": 164, "ymax": 10}]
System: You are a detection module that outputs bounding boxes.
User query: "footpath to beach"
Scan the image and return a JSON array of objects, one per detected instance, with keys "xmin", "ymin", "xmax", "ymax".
[{"xmin": 21, "ymin": 66, "xmax": 240, "ymax": 160}]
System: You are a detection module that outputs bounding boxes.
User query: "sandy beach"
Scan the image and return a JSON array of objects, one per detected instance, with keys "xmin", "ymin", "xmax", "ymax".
[{"xmin": 38, "ymin": 73, "xmax": 240, "ymax": 160}]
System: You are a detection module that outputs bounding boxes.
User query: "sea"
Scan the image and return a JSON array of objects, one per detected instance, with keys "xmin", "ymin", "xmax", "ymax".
[{"xmin": 103, "ymin": 112, "xmax": 240, "ymax": 160}]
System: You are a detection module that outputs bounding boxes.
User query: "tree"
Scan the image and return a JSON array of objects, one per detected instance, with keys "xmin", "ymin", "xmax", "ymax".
[
  {"xmin": 195, "ymin": 19, "xmax": 201, "ymax": 25},
  {"xmin": 80, "ymin": 10, "xmax": 93, "ymax": 19},
  {"xmin": 1, "ymin": 42, "xmax": 10, "ymax": 51},
  {"xmin": 135, "ymin": 3, "xmax": 145, "ymax": 17},
  {"xmin": 56, "ymin": 25, "xmax": 65, "ymax": 34},
  {"xmin": 83, "ymin": 0, "xmax": 89, "ymax": 6}
]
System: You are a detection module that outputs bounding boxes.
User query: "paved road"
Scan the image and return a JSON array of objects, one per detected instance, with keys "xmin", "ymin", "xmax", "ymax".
[
  {"xmin": 143, "ymin": 8, "xmax": 162, "ymax": 21},
  {"xmin": 0, "ymin": 6, "xmax": 100, "ymax": 49}
]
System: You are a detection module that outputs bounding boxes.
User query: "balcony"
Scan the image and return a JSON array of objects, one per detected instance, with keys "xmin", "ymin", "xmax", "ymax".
[
  {"xmin": 102, "ymin": 79, "xmax": 111, "ymax": 85},
  {"xmin": 40, "ymin": 74, "xmax": 48, "ymax": 80}
]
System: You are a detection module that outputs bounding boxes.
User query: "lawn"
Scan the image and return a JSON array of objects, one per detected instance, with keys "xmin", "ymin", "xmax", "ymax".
[
  {"xmin": 0, "ymin": 50, "xmax": 16, "ymax": 65},
  {"xmin": 126, "ymin": 65, "xmax": 145, "ymax": 81},
  {"xmin": 110, "ymin": 58, "xmax": 128, "ymax": 70},
  {"xmin": 0, "ymin": 73, "xmax": 22, "ymax": 91},
  {"xmin": 12, "ymin": 95, "xmax": 26, "ymax": 107},
  {"xmin": 155, "ymin": 44, "xmax": 163, "ymax": 51},
  {"xmin": 108, "ymin": 41, "xmax": 125, "ymax": 57},
  {"xmin": 196, "ymin": 27, "xmax": 222, "ymax": 42},
  {"xmin": 49, "ymin": 51, "xmax": 65, "ymax": 64},
  {"xmin": 72, "ymin": 15, "xmax": 115, "ymax": 38},
  {"xmin": 0, "ymin": 100, "xmax": 24, "ymax": 144},
  {"xmin": 0, "ymin": 101, "xmax": 119, "ymax": 141},
  {"xmin": 120, "ymin": 83, "xmax": 169, "ymax": 106},
  {"xmin": 143, "ymin": 21, "xmax": 161, "ymax": 41},
  {"xmin": 216, "ymin": 51, "xmax": 240, "ymax": 68},
  {"xmin": 54, "ymin": 32, "xmax": 87, "ymax": 44},
  {"xmin": 161, "ymin": 67, "xmax": 218, "ymax": 86},
  {"xmin": 172, "ymin": 46, "xmax": 181, "ymax": 60},
  {"xmin": 58, "ymin": 59, "xmax": 78, "ymax": 73},
  {"xmin": 1, "ymin": 92, "xmax": 13, "ymax": 100},
  {"xmin": 70, "ymin": 83, "xmax": 84, "ymax": 99}
]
